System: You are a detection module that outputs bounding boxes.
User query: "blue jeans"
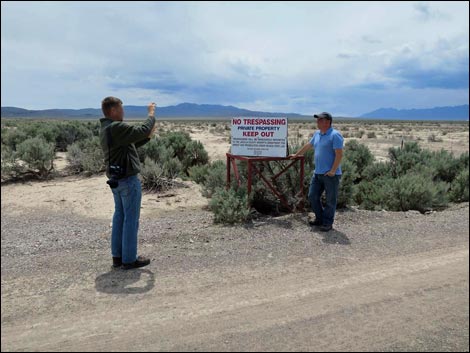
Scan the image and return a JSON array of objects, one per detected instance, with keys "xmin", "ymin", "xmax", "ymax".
[
  {"xmin": 110, "ymin": 175, "xmax": 142, "ymax": 264},
  {"xmin": 308, "ymin": 174, "xmax": 341, "ymax": 226}
]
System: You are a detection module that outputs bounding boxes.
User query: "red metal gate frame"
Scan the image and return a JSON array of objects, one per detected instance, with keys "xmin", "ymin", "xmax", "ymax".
[{"xmin": 226, "ymin": 153, "xmax": 305, "ymax": 212}]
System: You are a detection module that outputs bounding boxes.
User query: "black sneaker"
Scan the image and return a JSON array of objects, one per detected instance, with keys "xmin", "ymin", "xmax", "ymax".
[
  {"xmin": 308, "ymin": 219, "xmax": 322, "ymax": 226},
  {"xmin": 112, "ymin": 257, "xmax": 122, "ymax": 268},
  {"xmin": 122, "ymin": 256, "xmax": 150, "ymax": 270},
  {"xmin": 320, "ymin": 224, "xmax": 333, "ymax": 232}
]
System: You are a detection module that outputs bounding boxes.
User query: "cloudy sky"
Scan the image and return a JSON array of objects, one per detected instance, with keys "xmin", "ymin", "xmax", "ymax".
[{"xmin": 1, "ymin": 1, "xmax": 469, "ymax": 116}]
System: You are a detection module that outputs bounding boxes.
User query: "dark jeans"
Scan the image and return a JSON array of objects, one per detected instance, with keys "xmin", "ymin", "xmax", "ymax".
[
  {"xmin": 308, "ymin": 174, "xmax": 341, "ymax": 226},
  {"xmin": 110, "ymin": 175, "xmax": 142, "ymax": 264}
]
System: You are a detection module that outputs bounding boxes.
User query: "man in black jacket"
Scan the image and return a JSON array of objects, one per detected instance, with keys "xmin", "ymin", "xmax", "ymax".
[{"xmin": 99, "ymin": 97, "xmax": 156, "ymax": 270}]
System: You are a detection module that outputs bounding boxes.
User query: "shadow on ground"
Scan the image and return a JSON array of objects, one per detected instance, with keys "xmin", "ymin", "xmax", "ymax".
[
  {"xmin": 95, "ymin": 268, "xmax": 155, "ymax": 295},
  {"xmin": 312, "ymin": 227, "xmax": 351, "ymax": 245}
]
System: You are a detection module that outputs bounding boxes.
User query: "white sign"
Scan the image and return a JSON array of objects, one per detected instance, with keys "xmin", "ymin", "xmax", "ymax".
[{"xmin": 231, "ymin": 117, "xmax": 288, "ymax": 157}]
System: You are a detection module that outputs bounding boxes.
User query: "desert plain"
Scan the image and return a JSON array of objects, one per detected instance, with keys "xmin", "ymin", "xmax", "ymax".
[{"xmin": 1, "ymin": 119, "xmax": 469, "ymax": 351}]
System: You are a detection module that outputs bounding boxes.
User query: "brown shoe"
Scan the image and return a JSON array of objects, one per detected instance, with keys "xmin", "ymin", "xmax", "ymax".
[{"xmin": 122, "ymin": 256, "xmax": 150, "ymax": 270}]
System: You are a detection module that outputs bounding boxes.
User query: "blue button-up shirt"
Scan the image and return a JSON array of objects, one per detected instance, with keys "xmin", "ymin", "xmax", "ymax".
[{"xmin": 309, "ymin": 127, "xmax": 344, "ymax": 175}]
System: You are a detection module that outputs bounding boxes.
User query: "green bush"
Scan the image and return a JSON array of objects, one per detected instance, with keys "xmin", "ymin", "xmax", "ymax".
[
  {"xmin": 140, "ymin": 157, "xmax": 178, "ymax": 192},
  {"xmin": 2, "ymin": 121, "xmax": 98, "ymax": 153},
  {"xmin": 388, "ymin": 143, "xmax": 467, "ymax": 184},
  {"xmin": 1, "ymin": 128, "xmax": 29, "ymax": 151},
  {"xmin": 389, "ymin": 142, "xmax": 428, "ymax": 177},
  {"xmin": 66, "ymin": 143, "xmax": 85, "ymax": 173},
  {"xmin": 140, "ymin": 141, "xmax": 181, "ymax": 176},
  {"xmin": 182, "ymin": 140, "xmax": 209, "ymax": 174},
  {"xmin": 139, "ymin": 133, "xmax": 208, "ymax": 176},
  {"xmin": 350, "ymin": 142, "xmax": 467, "ymax": 212},
  {"xmin": 80, "ymin": 137, "xmax": 106, "ymax": 174},
  {"xmin": 384, "ymin": 174, "xmax": 448, "ymax": 212},
  {"xmin": 426, "ymin": 149, "xmax": 464, "ymax": 183},
  {"xmin": 188, "ymin": 164, "xmax": 210, "ymax": 184},
  {"xmin": 127, "ymin": 130, "xmax": 208, "ymax": 192},
  {"xmin": 337, "ymin": 159, "xmax": 358, "ymax": 208},
  {"xmin": 251, "ymin": 179, "xmax": 281, "ymax": 214},
  {"xmin": 138, "ymin": 138, "xmax": 164, "ymax": 163},
  {"xmin": 159, "ymin": 131, "xmax": 192, "ymax": 161},
  {"xmin": 361, "ymin": 161, "xmax": 392, "ymax": 182},
  {"xmin": 354, "ymin": 177, "xmax": 393, "ymax": 211},
  {"xmin": 1, "ymin": 145, "xmax": 25, "ymax": 180},
  {"xmin": 33, "ymin": 124, "xmax": 60, "ymax": 145},
  {"xmin": 449, "ymin": 168, "xmax": 469, "ymax": 202},
  {"xmin": 193, "ymin": 137, "xmax": 467, "ymax": 216},
  {"xmin": 66, "ymin": 137, "xmax": 105, "ymax": 174},
  {"xmin": 16, "ymin": 137, "xmax": 55, "ymax": 178},
  {"xmin": 209, "ymin": 187, "xmax": 251, "ymax": 224},
  {"xmin": 249, "ymin": 155, "xmax": 306, "ymax": 214},
  {"xmin": 161, "ymin": 156, "xmax": 183, "ymax": 179},
  {"xmin": 344, "ymin": 139, "xmax": 374, "ymax": 180},
  {"xmin": 55, "ymin": 121, "xmax": 93, "ymax": 151},
  {"xmin": 457, "ymin": 152, "xmax": 469, "ymax": 171},
  {"xmin": 202, "ymin": 160, "xmax": 227, "ymax": 198},
  {"xmin": 85, "ymin": 121, "xmax": 101, "ymax": 137}
]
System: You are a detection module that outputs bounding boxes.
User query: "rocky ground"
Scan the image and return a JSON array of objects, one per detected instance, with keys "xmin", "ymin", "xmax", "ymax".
[{"xmin": 1, "ymin": 195, "xmax": 469, "ymax": 351}]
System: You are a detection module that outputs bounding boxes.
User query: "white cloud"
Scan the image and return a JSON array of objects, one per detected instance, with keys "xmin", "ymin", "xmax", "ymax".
[{"xmin": 1, "ymin": 1, "xmax": 468, "ymax": 115}]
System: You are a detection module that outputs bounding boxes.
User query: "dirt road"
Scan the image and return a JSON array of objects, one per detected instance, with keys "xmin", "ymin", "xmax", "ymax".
[{"xmin": 1, "ymin": 203, "xmax": 469, "ymax": 351}]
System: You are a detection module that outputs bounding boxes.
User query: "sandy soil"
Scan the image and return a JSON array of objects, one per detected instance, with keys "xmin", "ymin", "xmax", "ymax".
[
  {"xmin": 188, "ymin": 130, "xmax": 231, "ymax": 163},
  {"xmin": 1, "ymin": 175, "xmax": 208, "ymax": 220}
]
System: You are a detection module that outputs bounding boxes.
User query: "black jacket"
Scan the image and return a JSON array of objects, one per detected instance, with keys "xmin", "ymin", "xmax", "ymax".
[{"xmin": 99, "ymin": 115, "xmax": 155, "ymax": 178}]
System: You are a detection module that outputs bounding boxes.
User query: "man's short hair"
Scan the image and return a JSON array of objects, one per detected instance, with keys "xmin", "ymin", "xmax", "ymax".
[{"xmin": 101, "ymin": 97, "xmax": 122, "ymax": 118}]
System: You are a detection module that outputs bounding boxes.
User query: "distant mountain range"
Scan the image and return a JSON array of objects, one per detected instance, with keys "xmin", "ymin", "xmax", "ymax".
[
  {"xmin": 1, "ymin": 103, "xmax": 468, "ymax": 120},
  {"xmin": 0, "ymin": 103, "xmax": 306, "ymax": 119},
  {"xmin": 359, "ymin": 105, "xmax": 469, "ymax": 120}
]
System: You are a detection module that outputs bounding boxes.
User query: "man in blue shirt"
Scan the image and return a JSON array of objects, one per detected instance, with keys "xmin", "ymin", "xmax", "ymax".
[{"xmin": 290, "ymin": 112, "xmax": 344, "ymax": 231}]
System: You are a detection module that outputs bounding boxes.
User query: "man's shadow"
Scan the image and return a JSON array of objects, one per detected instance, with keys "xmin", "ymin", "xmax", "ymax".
[
  {"xmin": 95, "ymin": 268, "xmax": 155, "ymax": 295},
  {"xmin": 312, "ymin": 227, "xmax": 351, "ymax": 245}
]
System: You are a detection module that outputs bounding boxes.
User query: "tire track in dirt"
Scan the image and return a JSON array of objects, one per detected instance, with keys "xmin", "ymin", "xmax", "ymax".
[{"xmin": 2, "ymin": 247, "xmax": 468, "ymax": 351}]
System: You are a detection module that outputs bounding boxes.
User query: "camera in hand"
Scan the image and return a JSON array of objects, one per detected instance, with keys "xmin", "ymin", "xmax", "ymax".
[{"xmin": 107, "ymin": 165, "xmax": 125, "ymax": 189}]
